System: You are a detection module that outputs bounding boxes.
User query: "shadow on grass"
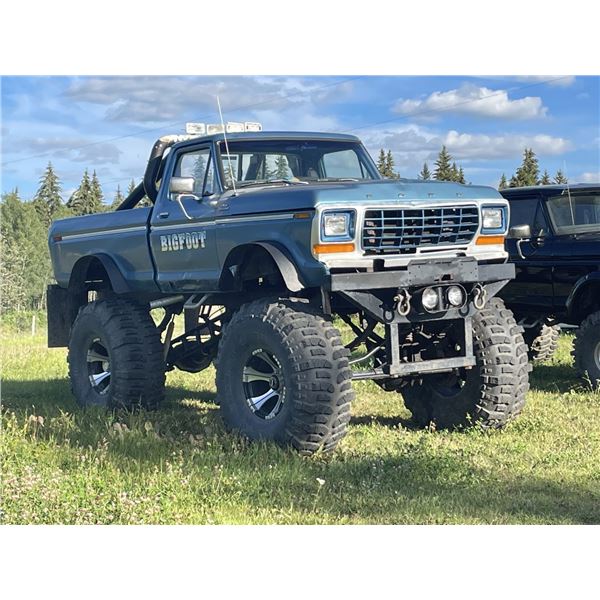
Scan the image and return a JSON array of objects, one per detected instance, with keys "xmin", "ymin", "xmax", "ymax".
[
  {"xmin": 3, "ymin": 378, "xmax": 599, "ymax": 524},
  {"xmin": 529, "ymin": 363, "xmax": 582, "ymax": 394}
]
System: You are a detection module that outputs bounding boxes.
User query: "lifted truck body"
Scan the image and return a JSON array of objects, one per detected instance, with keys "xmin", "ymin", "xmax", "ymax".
[{"xmin": 47, "ymin": 129, "xmax": 529, "ymax": 453}]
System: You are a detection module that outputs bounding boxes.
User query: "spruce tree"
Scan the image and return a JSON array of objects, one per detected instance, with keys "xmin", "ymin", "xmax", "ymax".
[
  {"xmin": 376, "ymin": 149, "xmax": 386, "ymax": 176},
  {"xmin": 90, "ymin": 170, "xmax": 105, "ymax": 211},
  {"xmin": 540, "ymin": 170, "xmax": 551, "ymax": 185},
  {"xmin": 450, "ymin": 162, "xmax": 460, "ymax": 182},
  {"xmin": 67, "ymin": 170, "xmax": 97, "ymax": 215},
  {"xmin": 554, "ymin": 169, "xmax": 568, "ymax": 184},
  {"xmin": 127, "ymin": 179, "xmax": 137, "ymax": 195},
  {"xmin": 498, "ymin": 174, "xmax": 508, "ymax": 190},
  {"xmin": 384, "ymin": 150, "xmax": 397, "ymax": 178},
  {"xmin": 419, "ymin": 162, "xmax": 431, "ymax": 180},
  {"xmin": 434, "ymin": 146, "xmax": 453, "ymax": 181},
  {"xmin": 510, "ymin": 148, "xmax": 540, "ymax": 187},
  {"xmin": 457, "ymin": 166, "xmax": 466, "ymax": 184},
  {"xmin": 32, "ymin": 162, "xmax": 62, "ymax": 228},
  {"xmin": 111, "ymin": 185, "xmax": 125, "ymax": 210},
  {"xmin": 274, "ymin": 155, "xmax": 289, "ymax": 179}
]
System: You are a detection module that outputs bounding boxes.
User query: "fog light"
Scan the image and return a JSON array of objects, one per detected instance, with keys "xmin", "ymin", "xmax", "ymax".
[
  {"xmin": 422, "ymin": 287, "xmax": 439, "ymax": 311},
  {"xmin": 447, "ymin": 285, "xmax": 464, "ymax": 307}
]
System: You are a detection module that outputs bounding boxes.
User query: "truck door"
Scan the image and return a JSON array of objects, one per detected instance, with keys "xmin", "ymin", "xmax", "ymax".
[
  {"xmin": 149, "ymin": 145, "xmax": 221, "ymax": 292},
  {"xmin": 504, "ymin": 195, "xmax": 555, "ymax": 312}
]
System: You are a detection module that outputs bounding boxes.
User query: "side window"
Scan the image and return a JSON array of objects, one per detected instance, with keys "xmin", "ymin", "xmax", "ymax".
[
  {"xmin": 174, "ymin": 148, "xmax": 210, "ymax": 196},
  {"xmin": 508, "ymin": 198, "xmax": 538, "ymax": 228}
]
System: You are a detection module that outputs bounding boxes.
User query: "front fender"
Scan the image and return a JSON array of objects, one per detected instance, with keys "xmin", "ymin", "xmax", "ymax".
[
  {"xmin": 68, "ymin": 253, "xmax": 132, "ymax": 294},
  {"xmin": 566, "ymin": 271, "xmax": 600, "ymax": 322}
]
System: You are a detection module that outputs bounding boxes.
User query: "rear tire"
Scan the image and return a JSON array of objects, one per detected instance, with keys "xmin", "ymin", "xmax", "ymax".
[
  {"xmin": 573, "ymin": 310, "xmax": 600, "ymax": 389},
  {"xmin": 215, "ymin": 299, "xmax": 354, "ymax": 455},
  {"xmin": 523, "ymin": 319, "xmax": 561, "ymax": 362},
  {"xmin": 402, "ymin": 298, "xmax": 530, "ymax": 429},
  {"xmin": 68, "ymin": 298, "xmax": 166, "ymax": 410}
]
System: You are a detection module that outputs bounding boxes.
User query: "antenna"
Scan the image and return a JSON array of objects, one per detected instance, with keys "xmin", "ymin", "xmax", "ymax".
[
  {"xmin": 563, "ymin": 160, "xmax": 575, "ymax": 225},
  {"xmin": 217, "ymin": 95, "xmax": 237, "ymax": 196}
]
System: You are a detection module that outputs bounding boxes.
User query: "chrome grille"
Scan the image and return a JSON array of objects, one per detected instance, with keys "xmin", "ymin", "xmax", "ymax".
[{"xmin": 362, "ymin": 205, "xmax": 479, "ymax": 254}]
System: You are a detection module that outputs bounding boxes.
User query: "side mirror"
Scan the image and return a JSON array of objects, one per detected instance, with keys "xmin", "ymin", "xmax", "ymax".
[
  {"xmin": 169, "ymin": 177, "xmax": 196, "ymax": 196},
  {"xmin": 508, "ymin": 224, "xmax": 532, "ymax": 240}
]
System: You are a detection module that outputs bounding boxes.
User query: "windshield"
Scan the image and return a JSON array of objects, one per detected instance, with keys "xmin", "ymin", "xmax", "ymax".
[
  {"xmin": 216, "ymin": 139, "xmax": 377, "ymax": 189},
  {"xmin": 546, "ymin": 192, "xmax": 600, "ymax": 234}
]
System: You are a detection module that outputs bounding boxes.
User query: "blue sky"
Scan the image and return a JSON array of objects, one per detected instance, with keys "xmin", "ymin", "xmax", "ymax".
[{"xmin": 1, "ymin": 75, "xmax": 599, "ymax": 203}]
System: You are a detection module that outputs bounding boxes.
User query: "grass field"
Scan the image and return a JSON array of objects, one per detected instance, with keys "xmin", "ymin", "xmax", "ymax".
[{"xmin": 1, "ymin": 318, "xmax": 599, "ymax": 524}]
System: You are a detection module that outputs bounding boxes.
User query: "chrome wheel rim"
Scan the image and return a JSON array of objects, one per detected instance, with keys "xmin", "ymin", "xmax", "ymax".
[
  {"xmin": 242, "ymin": 348, "xmax": 285, "ymax": 420},
  {"xmin": 87, "ymin": 338, "xmax": 111, "ymax": 394}
]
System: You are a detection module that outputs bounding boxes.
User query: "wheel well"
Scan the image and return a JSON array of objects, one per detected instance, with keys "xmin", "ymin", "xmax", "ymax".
[
  {"xmin": 219, "ymin": 244, "xmax": 289, "ymax": 292},
  {"xmin": 571, "ymin": 281, "xmax": 600, "ymax": 324},
  {"xmin": 69, "ymin": 256, "xmax": 114, "ymax": 296}
]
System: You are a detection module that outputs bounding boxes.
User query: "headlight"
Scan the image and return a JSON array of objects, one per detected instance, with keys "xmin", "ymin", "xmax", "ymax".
[
  {"xmin": 321, "ymin": 211, "xmax": 355, "ymax": 241},
  {"xmin": 447, "ymin": 285, "xmax": 465, "ymax": 307},
  {"xmin": 421, "ymin": 287, "xmax": 439, "ymax": 311},
  {"xmin": 481, "ymin": 206, "xmax": 506, "ymax": 232}
]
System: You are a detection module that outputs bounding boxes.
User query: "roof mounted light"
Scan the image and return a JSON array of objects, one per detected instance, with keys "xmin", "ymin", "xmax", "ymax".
[
  {"xmin": 185, "ymin": 122, "xmax": 206, "ymax": 135},
  {"xmin": 206, "ymin": 121, "xmax": 263, "ymax": 135}
]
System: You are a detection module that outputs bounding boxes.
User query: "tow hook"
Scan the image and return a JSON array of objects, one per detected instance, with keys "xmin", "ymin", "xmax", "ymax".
[
  {"xmin": 472, "ymin": 284, "xmax": 487, "ymax": 310},
  {"xmin": 395, "ymin": 289, "xmax": 412, "ymax": 316}
]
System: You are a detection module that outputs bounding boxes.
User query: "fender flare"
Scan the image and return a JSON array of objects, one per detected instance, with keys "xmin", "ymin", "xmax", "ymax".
[
  {"xmin": 68, "ymin": 253, "xmax": 131, "ymax": 294},
  {"xmin": 566, "ymin": 271, "xmax": 600, "ymax": 321},
  {"xmin": 220, "ymin": 242, "xmax": 305, "ymax": 293}
]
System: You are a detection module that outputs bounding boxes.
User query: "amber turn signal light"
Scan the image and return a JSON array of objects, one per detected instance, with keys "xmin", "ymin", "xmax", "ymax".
[
  {"xmin": 475, "ymin": 235, "xmax": 505, "ymax": 246},
  {"xmin": 313, "ymin": 243, "xmax": 355, "ymax": 254}
]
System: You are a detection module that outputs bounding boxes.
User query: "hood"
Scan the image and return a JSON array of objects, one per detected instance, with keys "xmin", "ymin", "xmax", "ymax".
[{"xmin": 224, "ymin": 179, "xmax": 502, "ymax": 216}]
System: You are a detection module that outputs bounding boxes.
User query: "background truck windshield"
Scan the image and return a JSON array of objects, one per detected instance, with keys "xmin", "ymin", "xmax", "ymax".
[
  {"xmin": 546, "ymin": 192, "xmax": 600, "ymax": 234},
  {"xmin": 217, "ymin": 139, "xmax": 377, "ymax": 188}
]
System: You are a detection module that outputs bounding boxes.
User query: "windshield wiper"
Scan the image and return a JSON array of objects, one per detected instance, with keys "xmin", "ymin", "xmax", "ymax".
[
  {"xmin": 235, "ymin": 178, "xmax": 309, "ymax": 189},
  {"xmin": 315, "ymin": 177, "xmax": 360, "ymax": 182}
]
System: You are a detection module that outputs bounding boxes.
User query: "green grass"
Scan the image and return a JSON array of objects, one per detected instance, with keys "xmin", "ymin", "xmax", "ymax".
[{"xmin": 1, "ymin": 322, "xmax": 599, "ymax": 524}]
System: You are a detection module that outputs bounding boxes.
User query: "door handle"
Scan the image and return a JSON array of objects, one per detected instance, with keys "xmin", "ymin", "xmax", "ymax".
[
  {"xmin": 159, "ymin": 212, "xmax": 169, "ymax": 219},
  {"xmin": 217, "ymin": 202, "xmax": 230, "ymax": 211}
]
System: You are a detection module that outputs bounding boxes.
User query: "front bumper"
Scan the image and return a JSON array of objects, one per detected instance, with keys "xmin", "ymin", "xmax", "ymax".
[{"xmin": 324, "ymin": 258, "xmax": 515, "ymax": 379}]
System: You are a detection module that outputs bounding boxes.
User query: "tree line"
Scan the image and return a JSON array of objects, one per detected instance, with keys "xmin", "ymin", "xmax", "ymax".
[
  {"xmin": 377, "ymin": 145, "xmax": 568, "ymax": 189},
  {"xmin": 0, "ymin": 163, "xmax": 140, "ymax": 312}
]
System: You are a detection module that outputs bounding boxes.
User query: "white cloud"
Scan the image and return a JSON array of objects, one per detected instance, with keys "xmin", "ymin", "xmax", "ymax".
[
  {"xmin": 442, "ymin": 131, "xmax": 571, "ymax": 159},
  {"xmin": 578, "ymin": 171, "xmax": 600, "ymax": 183},
  {"xmin": 9, "ymin": 135, "xmax": 122, "ymax": 165},
  {"xmin": 66, "ymin": 76, "xmax": 354, "ymax": 124},
  {"xmin": 393, "ymin": 84, "xmax": 547, "ymax": 120}
]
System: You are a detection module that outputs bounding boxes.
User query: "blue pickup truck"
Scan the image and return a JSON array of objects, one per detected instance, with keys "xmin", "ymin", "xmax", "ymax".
[{"xmin": 47, "ymin": 125, "xmax": 529, "ymax": 454}]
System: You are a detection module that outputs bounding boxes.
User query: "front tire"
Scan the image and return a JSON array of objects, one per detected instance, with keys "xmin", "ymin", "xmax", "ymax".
[
  {"xmin": 573, "ymin": 310, "xmax": 600, "ymax": 389},
  {"xmin": 68, "ymin": 298, "xmax": 166, "ymax": 410},
  {"xmin": 402, "ymin": 298, "xmax": 530, "ymax": 429},
  {"xmin": 215, "ymin": 299, "xmax": 354, "ymax": 455}
]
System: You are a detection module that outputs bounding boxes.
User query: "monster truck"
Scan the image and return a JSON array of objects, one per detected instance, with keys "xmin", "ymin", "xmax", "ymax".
[
  {"xmin": 47, "ymin": 123, "xmax": 529, "ymax": 455},
  {"xmin": 500, "ymin": 183, "xmax": 600, "ymax": 386}
]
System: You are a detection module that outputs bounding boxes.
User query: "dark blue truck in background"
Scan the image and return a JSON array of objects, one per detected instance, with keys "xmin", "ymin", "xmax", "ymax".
[{"xmin": 47, "ymin": 125, "xmax": 529, "ymax": 454}]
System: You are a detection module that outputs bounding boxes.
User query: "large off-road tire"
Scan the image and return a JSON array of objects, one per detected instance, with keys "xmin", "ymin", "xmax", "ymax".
[
  {"xmin": 402, "ymin": 298, "xmax": 530, "ymax": 429},
  {"xmin": 523, "ymin": 319, "xmax": 561, "ymax": 362},
  {"xmin": 215, "ymin": 299, "xmax": 354, "ymax": 455},
  {"xmin": 68, "ymin": 298, "xmax": 166, "ymax": 410},
  {"xmin": 573, "ymin": 310, "xmax": 600, "ymax": 389}
]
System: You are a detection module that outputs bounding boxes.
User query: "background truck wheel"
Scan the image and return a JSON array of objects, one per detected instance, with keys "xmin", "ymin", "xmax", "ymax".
[
  {"xmin": 402, "ymin": 298, "xmax": 530, "ymax": 430},
  {"xmin": 68, "ymin": 298, "xmax": 166, "ymax": 410},
  {"xmin": 523, "ymin": 319, "xmax": 561, "ymax": 362},
  {"xmin": 573, "ymin": 310, "xmax": 600, "ymax": 389},
  {"xmin": 215, "ymin": 299, "xmax": 354, "ymax": 455}
]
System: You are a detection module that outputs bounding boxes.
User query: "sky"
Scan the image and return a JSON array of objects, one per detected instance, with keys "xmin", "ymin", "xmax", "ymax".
[{"xmin": 1, "ymin": 75, "xmax": 599, "ymax": 203}]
